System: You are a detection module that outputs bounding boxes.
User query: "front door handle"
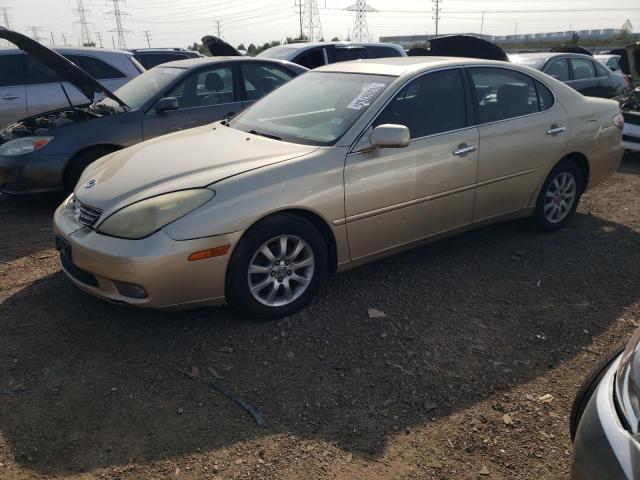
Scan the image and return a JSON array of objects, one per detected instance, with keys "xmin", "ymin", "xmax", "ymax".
[
  {"xmin": 453, "ymin": 144, "xmax": 478, "ymax": 156},
  {"xmin": 1, "ymin": 95, "xmax": 20, "ymax": 101},
  {"xmin": 546, "ymin": 126, "xmax": 567, "ymax": 135}
]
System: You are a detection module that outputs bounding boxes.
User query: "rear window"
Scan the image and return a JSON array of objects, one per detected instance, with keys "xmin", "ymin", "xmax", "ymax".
[
  {"xmin": 64, "ymin": 54, "xmax": 126, "ymax": 79},
  {"xmin": 331, "ymin": 48, "xmax": 366, "ymax": 63},
  {"xmin": 295, "ymin": 48, "xmax": 325, "ymax": 69},
  {"xmin": 366, "ymin": 45, "xmax": 403, "ymax": 58},
  {"xmin": 0, "ymin": 55, "xmax": 25, "ymax": 87}
]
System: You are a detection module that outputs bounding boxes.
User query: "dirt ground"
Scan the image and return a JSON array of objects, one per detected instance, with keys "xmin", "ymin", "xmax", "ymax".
[{"xmin": 1, "ymin": 153, "xmax": 639, "ymax": 480}]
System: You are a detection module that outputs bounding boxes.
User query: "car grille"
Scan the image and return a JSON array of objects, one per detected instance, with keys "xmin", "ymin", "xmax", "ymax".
[{"xmin": 77, "ymin": 202, "xmax": 102, "ymax": 227}]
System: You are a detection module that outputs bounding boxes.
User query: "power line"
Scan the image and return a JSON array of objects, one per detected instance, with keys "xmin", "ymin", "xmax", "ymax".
[
  {"xmin": 73, "ymin": 0, "xmax": 94, "ymax": 46},
  {"xmin": 433, "ymin": 0, "xmax": 441, "ymax": 36},
  {"xmin": 105, "ymin": 0, "xmax": 130, "ymax": 50},
  {"xmin": 25, "ymin": 25, "xmax": 45, "ymax": 43},
  {"xmin": 346, "ymin": 0, "xmax": 375, "ymax": 42}
]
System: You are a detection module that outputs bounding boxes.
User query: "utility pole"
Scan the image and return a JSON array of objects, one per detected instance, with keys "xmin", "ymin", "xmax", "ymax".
[
  {"xmin": 345, "ymin": 0, "xmax": 374, "ymax": 42},
  {"xmin": 96, "ymin": 31, "xmax": 103, "ymax": 47},
  {"xmin": 73, "ymin": 0, "xmax": 93, "ymax": 46},
  {"xmin": 294, "ymin": 0, "xmax": 303, "ymax": 39},
  {"xmin": 143, "ymin": 29, "xmax": 151, "ymax": 47},
  {"xmin": 432, "ymin": 0, "xmax": 441, "ymax": 37},
  {"xmin": 302, "ymin": 0, "xmax": 323, "ymax": 42},
  {"xmin": 111, "ymin": 35, "xmax": 116, "ymax": 49},
  {"xmin": 0, "ymin": 7, "xmax": 10, "ymax": 45},
  {"xmin": 50, "ymin": 31, "xmax": 55, "ymax": 45},
  {"xmin": 61, "ymin": 33, "xmax": 68, "ymax": 46},
  {"xmin": 26, "ymin": 25, "xmax": 45, "ymax": 43},
  {"xmin": 480, "ymin": 11, "xmax": 485, "ymax": 35},
  {"xmin": 514, "ymin": 21, "xmax": 518, "ymax": 36},
  {"xmin": 106, "ymin": 0, "xmax": 129, "ymax": 50},
  {"xmin": 212, "ymin": 19, "xmax": 221, "ymax": 38}
]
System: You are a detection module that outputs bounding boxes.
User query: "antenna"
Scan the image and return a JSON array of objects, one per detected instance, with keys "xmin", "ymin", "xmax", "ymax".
[
  {"xmin": 105, "ymin": 0, "xmax": 129, "ymax": 50},
  {"xmin": 26, "ymin": 25, "xmax": 45, "ymax": 43},
  {"xmin": 73, "ymin": 0, "xmax": 94, "ymax": 46},
  {"xmin": 143, "ymin": 29, "xmax": 151, "ymax": 47},
  {"xmin": 345, "ymin": 0, "xmax": 376, "ymax": 42},
  {"xmin": 301, "ymin": 0, "xmax": 323, "ymax": 42},
  {"xmin": 432, "ymin": 0, "xmax": 441, "ymax": 36}
]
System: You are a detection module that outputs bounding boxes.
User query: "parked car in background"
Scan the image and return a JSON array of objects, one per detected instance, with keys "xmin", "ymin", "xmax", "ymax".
[
  {"xmin": 0, "ymin": 28, "xmax": 306, "ymax": 195},
  {"xmin": 257, "ymin": 41, "xmax": 406, "ymax": 69},
  {"xmin": 510, "ymin": 52, "xmax": 630, "ymax": 98},
  {"xmin": 129, "ymin": 47, "xmax": 204, "ymax": 69},
  {"xmin": 570, "ymin": 329, "xmax": 640, "ymax": 479},
  {"xmin": 54, "ymin": 56, "xmax": 623, "ymax": 318},
  {"xmin": 595, "ymin": 54, "xmax": 622, "ymax": 72},
  {"xmin": 0, "ymin": 42, "xmax": 143, "ymax": 126}
]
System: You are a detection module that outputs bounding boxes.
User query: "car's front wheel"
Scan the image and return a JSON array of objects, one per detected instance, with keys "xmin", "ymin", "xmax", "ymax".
[
  {"xmin": 226, "ymin": 214, "xmax": 328, "ymax": 319},
  {"xmin": 531, "ymin": 159, "xmax": 583, "ymax": 231}
]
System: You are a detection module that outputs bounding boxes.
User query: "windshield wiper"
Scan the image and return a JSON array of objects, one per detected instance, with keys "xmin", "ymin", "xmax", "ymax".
[{"xmin": 248, "ymin": 129, "xmax": 281, "ymax": 141}]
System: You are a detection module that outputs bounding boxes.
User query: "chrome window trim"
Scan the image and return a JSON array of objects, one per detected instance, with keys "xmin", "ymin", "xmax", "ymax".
[{"xmin": 347, "ymin": 63, "xmax": 558, "ymax": 156}]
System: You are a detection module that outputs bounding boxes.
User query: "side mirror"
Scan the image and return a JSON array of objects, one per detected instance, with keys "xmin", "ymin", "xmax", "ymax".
[
  {"xmin": 370, "ymin": 124, "xmax": 410, "ymax": 149},
  {"xmin": 155, "ymin": 97, "xmax": 179, "ymax": 113}
]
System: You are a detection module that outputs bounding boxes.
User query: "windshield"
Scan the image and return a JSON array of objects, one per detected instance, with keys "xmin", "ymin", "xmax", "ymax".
[
  {"xmin": 229, "ymin": 72, "xmax": 394, "ymax": 146},
  {"xmin": 97, "ymin": 66, "xmax": 185, "ymax": 111},
  {"xmin": 508, "ymin": 55, "xmax": 546, "ymax": 70}
]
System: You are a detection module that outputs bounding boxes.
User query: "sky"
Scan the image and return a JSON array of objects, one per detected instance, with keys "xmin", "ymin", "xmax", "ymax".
[{"xmin": 0, "ymin": 0, "xmax": 638, "ymax": 50}]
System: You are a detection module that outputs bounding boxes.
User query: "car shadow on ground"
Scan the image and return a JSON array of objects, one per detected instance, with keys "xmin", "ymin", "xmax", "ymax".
[
  {"xmin": 1, "ymin": 210, "xmax": 638, "ymax": 475},
  {"xmin": 0, "ymin": 193, "xmax": 63, "ymax": 263}
]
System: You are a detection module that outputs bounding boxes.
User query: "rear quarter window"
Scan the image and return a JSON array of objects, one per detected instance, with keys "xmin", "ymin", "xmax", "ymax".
[{"xmin": 535, "ymin": 80, "xmax": 554, "ymax": 111}]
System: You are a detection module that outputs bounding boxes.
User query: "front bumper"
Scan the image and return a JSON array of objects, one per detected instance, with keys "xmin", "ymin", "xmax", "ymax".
[
  {"xmin": 53, "ymin": 201, "xmax": 242, "ymax": 309},
  {"xmin": 0, "ymin": 151, "xmax": 68, "ymax": 194},
  {"xmin": 571, "ymin": 356, "xmax": 640, "ymax": 479}
]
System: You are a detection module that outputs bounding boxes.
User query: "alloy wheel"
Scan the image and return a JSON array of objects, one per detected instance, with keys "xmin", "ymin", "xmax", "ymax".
[{"xmin": 544, "ymin": 172, "xmax": 577, "ymax": 224}]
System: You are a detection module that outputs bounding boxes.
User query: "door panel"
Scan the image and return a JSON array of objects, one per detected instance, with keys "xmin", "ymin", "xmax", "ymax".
[
  {"xmin": 345, "ymin": 67, "xmax": 477, "ymax": 260},
  {"xmin": 468, "ymin": 68, "xmax": 569, "ymax": 221},
  {"xmin": 345, "ymin": 128, "xmax": 479, "ymax": 259}
]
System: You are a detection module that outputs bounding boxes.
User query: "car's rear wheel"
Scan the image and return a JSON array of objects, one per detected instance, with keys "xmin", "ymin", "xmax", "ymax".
[
  {"xmin": 64, "ymin": 146, "xmax": 118, "ymax": 193},
  {"xmin": 531, "ymin": 159, "xmax": 583, "ymax": 231},
  {"xmin": 226, "ymin": 214, "xmax": 327, "ymax": 319}
]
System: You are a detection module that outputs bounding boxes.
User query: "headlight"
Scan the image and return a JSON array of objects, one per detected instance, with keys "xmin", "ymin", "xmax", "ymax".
[
  {"xmin": 98, "ymin": 189, "xmax": 214, "ymax": 239},
  {"xmin": 0, "ymin": 136, "xmax": 53, "ymax": 156},
  {"xmin": 616, "ymin": 329, "xmax": 640, "ymax": 433}
]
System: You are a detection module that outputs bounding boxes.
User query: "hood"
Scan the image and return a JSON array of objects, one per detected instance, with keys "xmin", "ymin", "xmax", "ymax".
[
  {"xmin": 607, "ymin": 42, "xmax": 640, "ymax": 83},
  {"xmin": 0, "ymin": 27, "xmax": 128, "ymax": 109},
  {"xmin": 550, "ymin": 45, "xmax": 593, "ymax": 56},
  {"xmin": 75, "ymin": 123, "xmax": 317, "ymax": 215},
  {"xmin": 427, "ymin": 35, "xmax": 509, "ymax": 62},
  {"xmin": 201, "ymin": 35, "xmax": 242, "ymax": 56}
]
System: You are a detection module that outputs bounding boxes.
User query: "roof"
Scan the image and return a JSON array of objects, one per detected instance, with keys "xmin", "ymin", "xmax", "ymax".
[
  {"xmin": 280, "ymin": 41, "xmax": 401, "ymax": 49},
  {"xmin": 313, "ymin": 56, "xmax": 509, "ymax": 76},
  {"xmin": 153, "ymin": 56, "xmax": 303, "ymax": 69},
  {"xmin": 509, "ymin": 52, "xmax": 593, "ymax": 60},
  {"xmin": 0, "ymin": 45, "xmax": 133, "ymax": 56}
]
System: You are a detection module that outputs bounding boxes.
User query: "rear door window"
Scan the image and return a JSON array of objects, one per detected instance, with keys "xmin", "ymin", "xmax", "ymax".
[
  {"xmin": 294, "ymin": 48, "xmax": 325, "ymax": 69},
  {"xmin": 0, "ymin": 54, "xmax": 25, "ymax": 87},
  {"xmin": 469, "ymin": 67, "xmax": 540, "ymax": 123},
  {"xmin": 331, "ymin": 48, "xmax": 366, "ymax": 63},
  {"xmin": 374, "ymin": 68, "xmax": 467, "ymax": 138},
  {"xmin": 64, "ymin": 54, "xmax": 126, "ymax": 79},
  {"xmin": 241, "ymin": 63, "xmax": 295, "ymax": 101},
  {"xmin": 570, "ymin": 58, "xmax": 596, "ymax": 80},
  {"xmin": 543, "ymin": 58, "xmax": 570, "ymax": 81}
]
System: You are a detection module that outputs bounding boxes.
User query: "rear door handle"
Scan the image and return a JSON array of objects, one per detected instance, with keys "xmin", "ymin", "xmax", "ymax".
[
  {"xmin": 546, "ymin": 126, "xmax": 567, "ymax": 135},
  {"xmin": 1, "ymin": 95, "xmax": 20, "ymax": 101},
  {"xmin": 453, "ymin": 144, "xmax": 478, "ymax": 156}
]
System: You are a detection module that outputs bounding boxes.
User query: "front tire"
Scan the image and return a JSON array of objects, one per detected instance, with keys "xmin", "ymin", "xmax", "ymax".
[
  {"xmin": 531, "ymin": 159, "xmax": 583, "ymax": 232},
  {"xmin": 226, "ymin": 214, "xmax": 328, "ymax": 319}
]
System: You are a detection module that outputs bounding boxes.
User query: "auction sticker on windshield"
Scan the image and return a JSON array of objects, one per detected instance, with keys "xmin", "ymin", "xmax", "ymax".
[{"xmin": 347, "ymin": 83, "xmax": 387, "ymax": 110}]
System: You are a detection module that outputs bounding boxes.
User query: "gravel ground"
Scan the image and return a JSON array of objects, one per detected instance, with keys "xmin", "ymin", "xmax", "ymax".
[{"xmin": 0, "ymin": 153, "xmax": 638, "ymax": 480}]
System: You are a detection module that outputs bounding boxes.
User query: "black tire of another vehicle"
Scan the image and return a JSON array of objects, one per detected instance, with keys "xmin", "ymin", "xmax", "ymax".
[
  {"xmin": 64, "ymin": 146, "xmax": 118, "ymax": 193},
  {"xmin": 569, "ymin": 344, "xmax": 625, "ymax": 442},
  {"xmin": 226, "ymin": 214, "xmax": 328, "ymax": 320},
  {"xmin": 531, "ymin": 159, "xmax": 584, "ymax": 232}
]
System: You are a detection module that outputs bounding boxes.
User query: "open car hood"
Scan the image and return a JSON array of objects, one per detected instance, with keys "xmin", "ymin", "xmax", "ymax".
[
  {"xmin": 0, "ymin": 27, "xmax": 128, "ymax": 109},
  {"xmin": 201, "ymin": 35, "xmax": 242, "ymax": 57},
  {"xmin": 550, "ymin": 45, "xmax": 593, "ymax": 56},
  {"xmin": 419, "ymin": 35, "xmax": 509, "ymax": 62},
  {"xmin": 606, "ymin": 42, "xmax": 640, "ymax": 84}
]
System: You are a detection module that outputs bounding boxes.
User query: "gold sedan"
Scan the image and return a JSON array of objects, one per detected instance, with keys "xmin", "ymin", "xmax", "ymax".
[{"xmin": 54, "ymin": 57, "xmax": 625, "ymax": 318}]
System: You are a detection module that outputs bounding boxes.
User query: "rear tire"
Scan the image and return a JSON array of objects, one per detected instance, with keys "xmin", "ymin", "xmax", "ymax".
[
  {"xmin": 531, "ymin": 159, "xmax": 583, "ymax": 232},
  {"xmin": 226, "ymin": 214, "xmax": 328, "ymax": 320},
  {"xmin": 64, "ymin": 146, "xmax": 118, "ymax": 193}
]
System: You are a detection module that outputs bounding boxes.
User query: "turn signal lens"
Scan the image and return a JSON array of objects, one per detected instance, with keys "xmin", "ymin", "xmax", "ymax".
[
  {"xmin": 613, "ymin": 113, "xmax": 625, "ymax": 130},
  {"xmin": 188, "ymin": 245, "xmax": 230, "ymax": 261}
]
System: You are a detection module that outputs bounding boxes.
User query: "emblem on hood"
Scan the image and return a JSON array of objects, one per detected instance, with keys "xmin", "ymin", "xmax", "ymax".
[{"xmin": 84, "ymin": 179, "xmax": 97, "ymax": 189}]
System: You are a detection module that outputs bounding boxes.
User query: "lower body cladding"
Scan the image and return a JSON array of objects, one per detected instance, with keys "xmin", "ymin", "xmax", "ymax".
[
  {"xmin": 53, "ymin": 205, "xmax": 243, "ymax": 309},
  {"xmin": 571, "ymin": 357, "xmax": 640, "ymax": 480},
  {"xmin": 0, "ymin": 151, "xmax": 67, "ymax": 194}
]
